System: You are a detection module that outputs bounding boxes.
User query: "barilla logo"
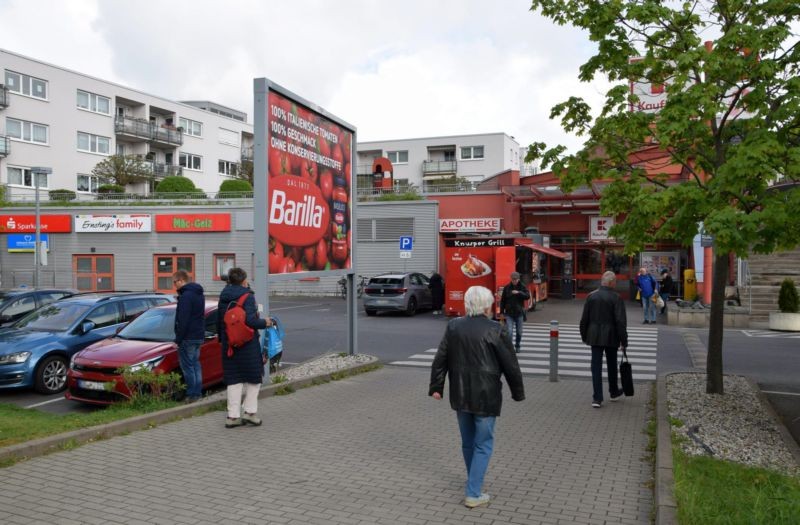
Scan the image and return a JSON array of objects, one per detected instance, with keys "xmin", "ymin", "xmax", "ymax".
[{"xmin": 269, "ymin": 175, "xmax": 330, "ymax": 246}]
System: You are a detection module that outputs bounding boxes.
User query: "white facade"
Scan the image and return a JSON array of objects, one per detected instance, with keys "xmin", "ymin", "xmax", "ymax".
[
  {"xmin": 357, "ymin": 132, "xmax": 520, "ymax": 190},
  {"xmin": 0, "ymin": 49, "xmax": 254, "ymax": 199}
]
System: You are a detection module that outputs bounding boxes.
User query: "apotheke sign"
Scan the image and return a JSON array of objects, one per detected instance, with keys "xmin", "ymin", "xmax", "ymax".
[
  {"xmin": 75, "ymin": 214, "xmax": 152, "ymax": 233},
  {"xmin": 439, "ymin": 218, "xmax": 501, "ymax": 233}
]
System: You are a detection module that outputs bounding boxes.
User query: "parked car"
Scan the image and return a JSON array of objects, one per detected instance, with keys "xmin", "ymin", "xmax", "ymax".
[
  {"xmin": 0, "ymin": 287, "xmax": 77, "ymax": 328},
  {"xmin": 66, "ymin": 302, "xmax": 222, "ymax": 405},
  {"xmin": 363, "ymin": 272, "xmax": 433, "ymax": 316},
  {"xmin": 0, "ymin": 292, "xmax": 175, "ymax": 394}
]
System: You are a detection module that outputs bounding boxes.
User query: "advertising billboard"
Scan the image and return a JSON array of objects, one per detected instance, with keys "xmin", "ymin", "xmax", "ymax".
[{"xmin": 261, "ymin": 86, "xmax": 354, "ymax": 276}]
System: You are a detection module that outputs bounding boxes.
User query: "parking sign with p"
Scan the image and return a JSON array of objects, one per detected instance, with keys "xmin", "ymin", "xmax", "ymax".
[{"xmin": 399, "ymin": 236, "xmax": 413, "ymax": 251}]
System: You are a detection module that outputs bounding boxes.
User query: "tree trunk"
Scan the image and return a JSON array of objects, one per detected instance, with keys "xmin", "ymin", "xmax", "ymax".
[{"xmin": 706, "ymin": 252, "xmax": 728, "ymax": 394}]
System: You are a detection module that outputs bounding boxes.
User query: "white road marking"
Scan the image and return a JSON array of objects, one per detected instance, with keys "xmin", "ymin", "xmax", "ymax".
[{"xmin": 24, "ymin": 397, "xmax": 66, "ymax": 409}]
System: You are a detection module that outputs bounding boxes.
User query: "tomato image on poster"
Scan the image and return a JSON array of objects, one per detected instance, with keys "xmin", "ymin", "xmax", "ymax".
[{"xmin": 267, "ymin": 90, "xmax": 353, "ymax": 274}]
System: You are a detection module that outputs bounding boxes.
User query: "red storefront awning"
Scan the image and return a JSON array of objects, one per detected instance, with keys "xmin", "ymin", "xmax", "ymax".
[{"xmin": 515, "ymin": 239, "xmax": 568, "ymax": 259}]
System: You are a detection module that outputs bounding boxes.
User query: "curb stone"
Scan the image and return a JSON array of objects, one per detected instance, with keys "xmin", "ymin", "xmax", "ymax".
[{"xmin": 0, "ymin": 354, "xmax": 380, "ymax": 466}]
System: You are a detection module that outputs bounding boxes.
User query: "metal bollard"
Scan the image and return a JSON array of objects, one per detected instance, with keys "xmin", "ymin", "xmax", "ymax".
[{"xmin": 549, "ymin": 320, "xmax": 558, "ymax": 382}]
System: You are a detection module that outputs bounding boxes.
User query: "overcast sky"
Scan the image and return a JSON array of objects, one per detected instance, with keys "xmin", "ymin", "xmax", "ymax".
[{"xmin": 0, "ymin": 0, "xmax": 610, "ymax": 155}]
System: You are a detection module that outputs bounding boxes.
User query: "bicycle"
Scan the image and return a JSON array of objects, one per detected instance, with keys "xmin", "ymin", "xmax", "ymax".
[{"xmin": 338, "ymin": 275, "xmax": 367, "ymax": 299}]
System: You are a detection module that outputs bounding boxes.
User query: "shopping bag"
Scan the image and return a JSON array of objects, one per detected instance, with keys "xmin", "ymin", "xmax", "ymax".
[
  {"xmin": 635, "ymin": 290, "xmax": 641, "ymax": 301},
  {"xmin": 260, "ymin": 316, "xmax": 285, "ymax": 359},
  {"xmin": 656, "ymin": 294, "xmax": 665, "ymax": 309},
  {"xmin": 620, "ymin": 347, "xmax": 634, "ymax": 397}
]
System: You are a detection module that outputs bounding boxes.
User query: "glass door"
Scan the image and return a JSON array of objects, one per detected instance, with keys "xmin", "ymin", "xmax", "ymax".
[
  {"xmin": 154, "ymin": 254, "xmax": 194, "ymax": 293},
  {"xmin": 73, "ymin": 255, "xmax": 114, "ymax": 291}
]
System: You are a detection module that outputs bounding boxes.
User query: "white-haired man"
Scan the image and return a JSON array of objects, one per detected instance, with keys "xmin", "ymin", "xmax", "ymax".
[
  {"xmin": 429, "ymin": 285, "xmax": 525, "ymax": 509},
  {"xmin": 580, "ymin": 271, "xmax": 629, "ymax": 408}
]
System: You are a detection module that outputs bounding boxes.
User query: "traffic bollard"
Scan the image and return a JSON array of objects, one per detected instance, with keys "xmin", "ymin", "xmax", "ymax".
[{"xmin": 549, "ymin": 320, "xmax": 558, "ymax": 382}]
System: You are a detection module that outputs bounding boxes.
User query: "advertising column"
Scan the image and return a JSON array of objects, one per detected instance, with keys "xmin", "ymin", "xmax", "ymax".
[{"xmin": 254, "ymin": 78, "xmax": 357, "ymax": 352}]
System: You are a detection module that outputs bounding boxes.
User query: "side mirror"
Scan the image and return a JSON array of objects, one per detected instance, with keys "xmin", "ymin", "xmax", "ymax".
[
  {"xmin": 0, "ymin": 314, "xmax": 11, "ymax": 324},
  {"xmin": 80, "ymin": 321, "xmax": 96, "ymax": 334}
]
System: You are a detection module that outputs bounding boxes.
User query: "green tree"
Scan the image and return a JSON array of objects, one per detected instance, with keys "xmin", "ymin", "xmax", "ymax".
[
  {"xmin": 238, "ymin": 160, "xmax": 254, "ymax": 186},
  {"xmin": 154, "ymin": 176, "xmax": 205, "ymax": 198},
  {"xmin": 91, "ymin": 154, "xmax": 153, "ymax": 188},
  {"xmin": 218, "ymin": 178, "xmax": 253, "ymax": 198},
  {"xmin": 528, "ymin": 0, "xmax": 800, "ymax": 394}
]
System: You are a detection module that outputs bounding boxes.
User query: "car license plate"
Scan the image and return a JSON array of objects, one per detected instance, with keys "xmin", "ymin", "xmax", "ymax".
[
  {"xmin": 375, "ymin": 299, "xmax": 389, "ymax": 305},
  {"xmin": 78, "ymin": 379, "xmax": 109, "ymax": 391}
]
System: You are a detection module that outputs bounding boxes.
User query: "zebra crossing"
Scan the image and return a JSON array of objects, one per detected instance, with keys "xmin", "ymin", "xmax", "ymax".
[
  {"xmin": 741, "ymin": 329, "xmax": 800, "ymax": 339},
  {"xmin": 389, "ymin": 323, "xmax": 659, "ymax": 380}
]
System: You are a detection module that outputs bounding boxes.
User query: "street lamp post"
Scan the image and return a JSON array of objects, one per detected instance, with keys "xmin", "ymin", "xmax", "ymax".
[{"xmin": 31, "ymin": 167, "xmax": 52, "ymax": 287}]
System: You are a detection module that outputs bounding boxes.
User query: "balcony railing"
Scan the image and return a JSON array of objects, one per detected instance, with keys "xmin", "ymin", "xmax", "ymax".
[
  {"xmin": 241, "ymin": 146, "xmax": 254, "ymax": 162},
  {"xmin": 114, "ymin": 116, "xmax": 183, "ymax": 146},
  {"xmin": 0, "ymin": 85, "xmax": 9, "ymax": 109},
  {"xmin": 147, "ymin": 162, "xmax": 183, "ymax": 178},
  {"xmin": 422, "ymin": 160, "xmax": 457, "ymax": 176},
  {"xmin": 0, "ymin": 135, "xmax": 9, "ymax": 157}
]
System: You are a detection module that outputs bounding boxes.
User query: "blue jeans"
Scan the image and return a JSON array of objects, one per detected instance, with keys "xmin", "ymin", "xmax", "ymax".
[
  {"xmin": 456, "ymin": 411, "xmax": 496, "ymax": 498},
  {"xmin": 505, "ymin": 314, "xmax": 524, "ymax": 349},
  {"xmin": 178, "ymin": 340, "xmax": 203, "ymax": 398},
  {"xmin": 641, "ymin": 295, "xmax": 657, "ymax": 322},
  {"xmin": 591, "ymin": 346, "xmax": 621, "ymax": 403}
]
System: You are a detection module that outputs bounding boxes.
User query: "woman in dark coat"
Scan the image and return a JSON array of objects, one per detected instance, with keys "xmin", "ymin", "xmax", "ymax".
[
  {"xmin": 217, "ymin": 267, "xmax": 269, "ymax": 428},
  {"xmin": 429, "ymin": 271, "xmax": 445, "ymax": 315}
]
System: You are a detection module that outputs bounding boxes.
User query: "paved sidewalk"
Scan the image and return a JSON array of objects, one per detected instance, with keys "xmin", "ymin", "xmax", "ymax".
[{"xmin": 0, "ymin": 367, "xmax": 652, "ymax": 524}]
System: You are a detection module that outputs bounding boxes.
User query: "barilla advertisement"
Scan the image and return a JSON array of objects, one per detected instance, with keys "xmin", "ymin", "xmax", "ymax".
[
  {"xmin": 267, "ymin": 90, "xmax": 353, "ymax": 274},
  {"xmin": 444, "ymin": 243, "xmax": 497, "ymax": 316}
]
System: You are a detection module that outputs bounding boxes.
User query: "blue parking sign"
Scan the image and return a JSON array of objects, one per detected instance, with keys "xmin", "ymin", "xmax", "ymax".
[{"xmin": 399, "ymin": 236, "xmax": 413, "ymax": 251}]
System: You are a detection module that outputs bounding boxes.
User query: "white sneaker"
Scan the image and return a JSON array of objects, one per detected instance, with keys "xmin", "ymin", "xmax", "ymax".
[{"xmin": 464, "ymin": 493, "xmax": 490, "ymax": 508}]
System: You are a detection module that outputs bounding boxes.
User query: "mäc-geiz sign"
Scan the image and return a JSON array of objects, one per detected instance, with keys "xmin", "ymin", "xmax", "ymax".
[{"xmin": 155, "ymin": 214, "xmax": 231, "ymax": 232}]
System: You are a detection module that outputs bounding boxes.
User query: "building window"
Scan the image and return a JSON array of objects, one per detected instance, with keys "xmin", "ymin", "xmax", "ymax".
[
  {"xmin": 154, "ymin": 254, "xmax": 194, "ymax": 293},
  {"xmin": 6, "ymin": 118, "xmax": 48, "ymax": 145},
  {"xmin": 387, "ymin": 150, "xmax": 408, "ymax": 164},
  {"xmin": 7, "ymin": 166, "xmax": 49, "ymax": 189},
  {"xmin": 74, "ymin": 255, "xmax": 114, "ymax": 291},
  {"xmin": 460, "ymin": 146, "xmax": 484, "ymax": 160},
  {"xmin": 444, "ymin": 151, "xmax": 455, "ymax": 162},
  {"xmin": 77, "ymin": 174, "xmax": 105, "ymax": 193},
  {"xmin": 77, "ymin": 132, "xmax": 111, "ymax": 154},
  {"xmin": 213, "ymin": 254, "xmax": 236, "ymax": 280},
  {"xmin": 76, "ymin": 89, "xmax": 111, "ymax": 115},
  {"xmin": 179, "ymin": 117, "xmax": 203, "ymax": 137},
  {"xmin": 218, "ymin": 160, "xmax": 238, "ymax": 176},
  {"xmin": 4, "ymin": 70, "xmax": 48, "ymax": 100},
  {"xmin": 180, "ymin": 153, "xmax": 203, "ymax": 171},
  {"xmin": 218, "ymin": 128, "xmax": 239, "ymax": 146}
]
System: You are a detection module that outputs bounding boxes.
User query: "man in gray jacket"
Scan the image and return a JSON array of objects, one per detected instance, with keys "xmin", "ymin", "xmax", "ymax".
[{"xmin": 580, "ymin": 271, "xmax": 628, "ymax": 408}]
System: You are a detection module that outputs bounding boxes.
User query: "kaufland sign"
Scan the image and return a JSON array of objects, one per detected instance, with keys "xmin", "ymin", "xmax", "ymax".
[
  {"xmin": 439, "ymin": 218, "xmax": 502, "ymax": 233},
  {"xmin": 590, "ymin": 216, "xmax": 614, "ymax": 241}
]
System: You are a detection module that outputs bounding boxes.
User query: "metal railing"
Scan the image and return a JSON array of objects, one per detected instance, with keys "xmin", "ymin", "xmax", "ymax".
[
  {"xmin": 241, "ymin": 146, "xmax": 254, "ymax": 162},
  {"xmin": 0, "ymin": 135, "xmax": 9, "ymax": 157},
  {"xmin": 422, "ymin": 160, "xmax": 457, "ymax": 175},
  {"xmin": 114, "ymin": 116, "xmax": 183, "ymax": 146},
  {"xmin": 0, "ymin": 85, "xmax": 9, "ymax": 109},
  {"xmin": 146, "ymin": 162, "xmax": 183, "ymax": 178}
]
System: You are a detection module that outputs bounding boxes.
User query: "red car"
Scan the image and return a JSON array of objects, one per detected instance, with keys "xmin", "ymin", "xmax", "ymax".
[{"xmin": 66, "ymin": 302, "xmax": 222, "ymax": 405}]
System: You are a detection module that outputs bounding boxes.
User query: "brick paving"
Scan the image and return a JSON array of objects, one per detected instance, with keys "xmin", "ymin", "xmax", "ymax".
[{"xmin": 0, "ymin": 365, "xmax": 652, "ymax": 524}]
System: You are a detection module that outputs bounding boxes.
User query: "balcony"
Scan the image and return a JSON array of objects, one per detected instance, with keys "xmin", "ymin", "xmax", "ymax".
[
  {"xmin": 114, "ymin": 116, "xmax": 183, "ymax": 146},
  {"xmin": 0, "ymin": 85, "xmax": 8, "ymax": 109},
  {"xmin": 422, "ymin": 160, "xmax": 457, "ymax": 177},
  {"xmin": 241, "ymin": 146, "xmax": 253, "ymax": 162},
  {"xmin": 147, "ymin": 162, "xmax": 183, "ymax": 179},
  {"xmin": 0, "ymin": 135, "xmax": 9, "ymax": 157}
]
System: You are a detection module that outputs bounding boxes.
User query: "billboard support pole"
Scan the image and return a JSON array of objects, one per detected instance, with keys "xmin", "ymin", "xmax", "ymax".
[{"xmin": 253, "ymin": 79, "xmax": 269, "ymax": 316}]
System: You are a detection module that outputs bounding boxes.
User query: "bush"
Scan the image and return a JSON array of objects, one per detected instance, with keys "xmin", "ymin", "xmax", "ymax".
[
  {"xmin": 113, "ymin": 366, "xmax": 185, "ymax": 406},
  {"xmin": 218, "ymin": 179, "xmax": 253, "ymax": 198},
  {"xmin": 48, "ymin": 189, "xmax": 77, "ymax": 201},
  {"xmin": 154, "ymin": 176, "xmax": 205, "ymax": 198},
  {"xmin": 97, "ymin": 184, "xmax": 125, "ymax": 194},
  {"xmin": 0, "ymin": 184, "xmax": 6, "ymax": 203},
  {"xmin": 778, "ymin": 278, "xmax": 799, "ymax": 313}
]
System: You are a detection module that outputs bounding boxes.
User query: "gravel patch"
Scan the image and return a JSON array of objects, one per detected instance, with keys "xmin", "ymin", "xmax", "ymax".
[
  {"xmin": 275, "ymin": 353, "xmax": 377, "ymax": 382},
  {"xmin": 667, "ymin": 372, "xmax": 799, "ymax": 477}
]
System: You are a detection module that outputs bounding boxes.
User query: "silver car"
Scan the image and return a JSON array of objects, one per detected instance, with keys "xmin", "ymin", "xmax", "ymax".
[{"xmin": 363, "ymin": 273, "xmax": 433, "ymax": 316}]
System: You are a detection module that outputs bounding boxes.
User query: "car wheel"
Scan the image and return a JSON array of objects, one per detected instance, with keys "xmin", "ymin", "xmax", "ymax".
[
  {"xmin": 405, "ymin": 297, "xmax": 418, "ymax": 317},
  {"xmin": 34, "ymin": 355, "xmax": 69, "ymax": 394},
  {"xmin": 365, "ymin": 309, "xmax": 377, "ymax": 316}
]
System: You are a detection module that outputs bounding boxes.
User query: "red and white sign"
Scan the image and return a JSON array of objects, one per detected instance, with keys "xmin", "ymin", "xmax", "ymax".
[
  {"xmin": 0, "ymin": 214, "xmax": 72, "ymax": 233},
  {"xmin": 75, "ymin": 214, "xmax": 152, "ymax": 233},
  {"xmin": 439, "ymin": 218, "xmax": 502, "ymax": 233},
  {"xmin": 590, "ymin": 216, "xmax": 614, "ymax": 241},
  {"xmin": 155, "ymin": 214, "xmax": 231, "ymax": 232}
]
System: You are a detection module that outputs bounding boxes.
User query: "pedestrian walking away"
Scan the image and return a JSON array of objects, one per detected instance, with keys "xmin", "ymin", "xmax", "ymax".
[
  {"xmin": 636, "ymin": 267, "xmax": 659, "ymax": 324},
  {"xmin": 173, "ymin": 270, "xmax": 205, "ymax": 402},
  {"xmin": 217, "ymin": 267, "xmax": 270, "ymax": 428},
  {"xmin": 429, "ymin": 271, "xmax": 445, "ymax": 315},
  {"xmin": 659, "ymin": 269, "xmax": 673, "ymax": 314},
  {"xmin": 499, "ymin": 271, "xmax": 529, "ymax": 352},
  {"xmin": 429, "ymin": 285, "xmax": 525, "ymax": 509},
  {"xmin": 580, "ymin": 271, "xmax": 629, "ymax": 408}
]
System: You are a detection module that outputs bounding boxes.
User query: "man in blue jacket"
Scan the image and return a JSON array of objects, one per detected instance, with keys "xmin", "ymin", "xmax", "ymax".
[
  {"xmin": 637, "ymin": 267, "xmax": 659, "ymax": 324},
  {"xmin": 173, "ymin": 270, "xmax": 206, "ymax": 402}
]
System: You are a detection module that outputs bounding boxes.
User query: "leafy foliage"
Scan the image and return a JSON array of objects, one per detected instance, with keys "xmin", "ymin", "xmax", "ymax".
[
  {"xmin": 97, "ymin": 184, "xmax": 125, "ymax": 194},
  {"xmin": 528, "ymin": 0, "xmax": 800, "ymax": 394},
  {"xmin": 91, "ymin": 154, "xmax": 153, "ymax": 188},
  {"xmin": 114, "ymin": 366, "xmax": 184, "ymax": 406},
  {"xmin": 778, "ymin": 278, "xmax": 799, "ymax": 313},
  {"xmin": 218, "ymin": 178, "xmax": 253, "ymax": 198},
  {"xmin": 48, "ymin": 189, "xmax": 76, "ymax": 201},
  {"xmin": 154, "ymin": 176, "xmax": 204, "ymax": 198}
]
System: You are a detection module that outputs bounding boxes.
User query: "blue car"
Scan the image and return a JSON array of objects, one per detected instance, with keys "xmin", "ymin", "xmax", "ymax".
[{"xmin": 0, "ymin": 292, "xmax": 174, "ymax": 394}]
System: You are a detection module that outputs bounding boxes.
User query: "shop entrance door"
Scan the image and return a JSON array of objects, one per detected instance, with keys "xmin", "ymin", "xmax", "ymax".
[
  {"xmin": 73, "ymin": 255, "xmax": 115, "ymax": 292},
  {"xmin": 548, "ymin": 245, "xmax": 634, "ymax": 299},
  {"xmin": 154, "ymin": 254, "xmax": 195, "ymax": 293}
]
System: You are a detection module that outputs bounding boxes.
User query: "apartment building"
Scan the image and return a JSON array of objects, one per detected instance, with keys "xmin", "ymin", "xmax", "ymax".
[
  {"xmin": 0, "ymin": 48, "xmax": 254, "ymax": 199},
  {"xmin": 357, "ymin": 133, "xmax": 521, "ymax": 192}
]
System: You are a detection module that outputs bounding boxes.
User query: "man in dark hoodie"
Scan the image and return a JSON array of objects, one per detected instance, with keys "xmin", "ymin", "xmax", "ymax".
[{"xmin": 173, "ymin": 270, "xmax": 206, "ymax": 402}]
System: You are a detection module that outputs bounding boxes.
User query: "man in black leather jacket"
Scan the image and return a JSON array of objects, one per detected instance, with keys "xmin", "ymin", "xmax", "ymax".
[
  {"xmin": 580, "ymin": 271, "xmax": 628, "ymax": 408},
  {"xmin": 429, "ymin": 285, "xmax": 525, "ymax": 509},
  {"xmin": 500, "ymin": 272, "xmax": 530, "ymax": 352}
]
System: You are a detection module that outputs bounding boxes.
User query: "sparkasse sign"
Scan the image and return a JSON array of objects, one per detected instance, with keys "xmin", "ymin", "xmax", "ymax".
[
  {"xmin": 0, "ymin": 214, "xmax": 72, "ymax": 233},
  {"xmin": 439, "ymin": 218, "xmax": 502, "ymax": 233},
  {"xmin": 155, "ymin": 213, "xmax": 231, "ymax": 232}
]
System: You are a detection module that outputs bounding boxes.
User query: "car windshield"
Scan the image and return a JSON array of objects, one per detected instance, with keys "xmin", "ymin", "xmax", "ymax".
[
  {"xmin": 117, "ymin": 308, "xmax": 175, "ymax": 342},
  {"xmin": 14, "ymin": 303, "xmax": 91, "ymax": 331},
  {"xmin": 369, "ymin": 277, "xmax": 403, "ymax": 285}
]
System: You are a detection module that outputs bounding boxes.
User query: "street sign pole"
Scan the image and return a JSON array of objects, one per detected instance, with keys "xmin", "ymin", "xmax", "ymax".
[{"xmin": 31, "ymin": 167, "xmax": 52, "ymax": 287}]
